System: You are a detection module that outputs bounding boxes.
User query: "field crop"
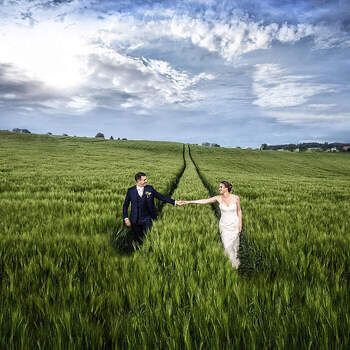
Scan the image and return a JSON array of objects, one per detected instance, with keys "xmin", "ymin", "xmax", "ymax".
[
  {"xmin": 1, "ymin": 130, "xmax": 349, "ymax": 349},
  {"xmin": 0, "ymin": 131, "xmax": 184, "ymax": 348},
  {"xmin": 190, "ymin": 144, "xmax": 350, "ymax": 348}
]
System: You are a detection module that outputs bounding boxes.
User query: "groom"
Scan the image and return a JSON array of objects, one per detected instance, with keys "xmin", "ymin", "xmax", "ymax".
[{"xmin": 123, "ymin": 172, "xmax": 183, "ymax": 242}]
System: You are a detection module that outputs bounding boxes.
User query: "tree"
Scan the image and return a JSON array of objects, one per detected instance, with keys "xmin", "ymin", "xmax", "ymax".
[
  {"xmin": 298, "ymin": 144, "xmax": 307, "ymax": 152},
  {"xmin": 260, "ymin": 143, "xmax": 268, "ymax": 150},
  {"xmin": 95, "ymin": 132, "xmax": 104, "ymax": 138},
  {"xmin": 211, "ymin": 143, "xmax": 220, "ymax": 147},
  {"xmin": 110, "ymin": 136, "xmax": 114, "ymax": 140},
  {"xmin": 12, "ymin": 128, "xmax": 31, "ymax": 133},
  {"xmin": 202, "ymin": 142, "xmax": 210, "ymax": 146},
  {"xmin": 287, "ymin": 144, "xmax": 297, "ymax": 152}
]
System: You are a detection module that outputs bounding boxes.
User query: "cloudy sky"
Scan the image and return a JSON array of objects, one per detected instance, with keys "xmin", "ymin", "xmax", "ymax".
[{"xmin": 1, "ymin": 0, "xmax": 350, "ymax": 147}]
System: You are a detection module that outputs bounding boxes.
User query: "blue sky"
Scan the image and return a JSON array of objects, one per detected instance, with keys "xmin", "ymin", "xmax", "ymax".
[{"xmin": 0, "ymin": 0, "xmax": 349, "ymax": 147}]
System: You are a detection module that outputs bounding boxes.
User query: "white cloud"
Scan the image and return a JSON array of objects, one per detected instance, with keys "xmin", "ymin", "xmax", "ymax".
[
  {"xmin": 96, "ymin": 11, "xmax": 350, "ymax": 59},
  {"xmin": 252, "ymin": 64, "xmax": 335, "ymax": 108},
  {"xmin": 66, "ymin": 96, "xmax": 95, "ymax": 112},
  {"xmin": 1, "ymin": 0, "xmax": 349, "ymax": 67},
  {"xmin": 83, "ymin": 47, "xmax": 214, "ymax": 109},
  {"xmin": 308, "ymin": 104, "xmax": 337, "ymax": 110},
  {"xmin": 0, "ymin": 7, "xmax": 214, "ymax": 114},
  {"xmin": 0, "ymin": 62, "xmax": 70, "ymax": 108},
  {"xmin": 1, "ymin": 93, "xmax": 17, "ymax": 99},
  {"xmin": 0, "ymin": 0, "xmax": 349, "ymax": 121},
  {"xmin": 134, "ymin": 109, "xmax": 151, "ymax": 116},
  {"xmin": 99, "ymin": 14, "xmax": 316, "ymax": 61},
  {"xmin": 276, "ymin": 23, "xmax": 314, "ymax": 43},
  {"xmin": 0, "ymin": 44, "xmax": 214, "ymax": 115},
  {"xmin": 268, "ymin": 111, "xmax": 350, "ymax": 124},
  {"xmin": 98, "ymin": 7, "xmax": 350, "ymax": 57},
  {"xmin": 312, "ymin": 24, "xmax": 350, "ymax": 50},
  {"xmin": 0, "ymin": 16, "xmax": 94, "ymax": 89}
]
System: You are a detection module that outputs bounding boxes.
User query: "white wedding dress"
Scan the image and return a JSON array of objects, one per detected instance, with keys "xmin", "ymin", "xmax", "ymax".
[{"xmin": 219, "ymin": 200, "xmax": 240, "ymax": 268}]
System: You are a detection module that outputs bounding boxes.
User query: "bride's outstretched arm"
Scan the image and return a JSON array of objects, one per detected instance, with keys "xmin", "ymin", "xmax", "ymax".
[{"xmin": 185, "ymin": 196, "xmax": 218, "ymax": 205}]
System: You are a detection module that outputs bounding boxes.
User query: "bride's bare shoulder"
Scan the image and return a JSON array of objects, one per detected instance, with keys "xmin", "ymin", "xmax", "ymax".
[{"xmin": 215, "ymin": 195, "xmax": 222, "ymax": 203}]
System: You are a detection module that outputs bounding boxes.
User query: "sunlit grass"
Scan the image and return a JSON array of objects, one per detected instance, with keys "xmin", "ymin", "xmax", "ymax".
[{"xmin": 0, "ymin": 131, "xmax": 349, "ymax": 348}]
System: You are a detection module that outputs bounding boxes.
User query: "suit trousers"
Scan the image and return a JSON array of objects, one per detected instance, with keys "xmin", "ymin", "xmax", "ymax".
[{"xmin": 132, "ymin": 216, "xmax": 152, "ymax": 243}]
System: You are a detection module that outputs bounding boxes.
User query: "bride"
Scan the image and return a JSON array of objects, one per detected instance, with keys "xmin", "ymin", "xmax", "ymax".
[{"xmin": 183, "ymin": 181, "xmax": 242, "ymax": 268}]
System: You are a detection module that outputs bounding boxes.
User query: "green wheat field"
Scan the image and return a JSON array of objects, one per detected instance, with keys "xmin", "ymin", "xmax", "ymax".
[{"xmin": 1, "ymin": 130, "xmax": 349, "ymax": 349}]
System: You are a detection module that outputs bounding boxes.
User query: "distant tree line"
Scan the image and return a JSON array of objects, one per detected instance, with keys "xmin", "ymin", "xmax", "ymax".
[
  {"xmin": 10, "ymin": 129, "xmax": 128, "ymax": 141},
  {"xmin": 261, "ymin": 142, "xmax": 350, "ymax": 152},
  {"xmin": 202, "ymin": 142, "xmax": 220, "ymax": 147},
  {"xmin": 12, "ymin": 128, "xmax": 31, "ymax": 134},
  {"xmin": 95, "ymin": 133, "xmax": 127, "ymax": 140}
]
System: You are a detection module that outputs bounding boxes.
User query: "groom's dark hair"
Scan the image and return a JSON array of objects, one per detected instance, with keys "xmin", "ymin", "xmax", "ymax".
[{"xmin": 135, "ymin": 172, "xmax": 146, "ymax": 181}]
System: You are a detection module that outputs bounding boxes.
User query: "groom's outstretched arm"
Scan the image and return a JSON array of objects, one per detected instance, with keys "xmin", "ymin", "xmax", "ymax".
[
  {"xmin": 151, "ymin": 186, "xmax": 175, "ymax": 205},
  {"xmin": 123, "ymin": 189, "xmax": 131, "ymax": 218}
]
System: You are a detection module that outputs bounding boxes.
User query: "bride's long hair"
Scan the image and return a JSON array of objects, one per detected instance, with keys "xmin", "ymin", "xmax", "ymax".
[{"xmin": 220, "ymin": 181, "xmax": 233, "ymax": 192}]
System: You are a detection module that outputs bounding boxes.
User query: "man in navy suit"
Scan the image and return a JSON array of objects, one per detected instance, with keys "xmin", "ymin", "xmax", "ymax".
[{"xmin": 123, "ymin": 172, "xmax": 184, "ymax": 242}]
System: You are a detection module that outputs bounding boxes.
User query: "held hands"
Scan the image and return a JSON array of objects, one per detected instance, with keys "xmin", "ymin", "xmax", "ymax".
[{"xmin": 176, "ymin": 200, "xmax": 188, "ymax": 206}]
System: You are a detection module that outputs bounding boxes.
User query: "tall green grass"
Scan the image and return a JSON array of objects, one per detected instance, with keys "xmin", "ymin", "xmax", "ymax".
[
  {"xmin": 0, "ymin": 131, "xmax": 185, "ymax": 348},
  {"xmin": 1, "ymin": 131, "xmax": 349, "ymax": 348},
  {"xmin": 0, "ymin": 131, "xmax": 183, "ymax": 238},
  {"xmin": 190, "ymin": 144, "xmax": 350, "ymax": 348}
]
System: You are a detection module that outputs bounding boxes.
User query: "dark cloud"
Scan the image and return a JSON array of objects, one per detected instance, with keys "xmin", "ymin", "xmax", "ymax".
[
  {"xmin": 20, "ymin": 10, "xmax": 38, "ymax": 25},
  {"xmin": 41, "ymin": 0, "xmax": 74, "ymax": 7},
  {"xmin": 52, "ymin": 0, "xmax": 73, "ymax": 4},
  {"xmin": 8, "ymin": 0, "xmax": 350, "ymax": 30},
  {"xmin": 0, "ymin": 63, "xmax": 70, "ymax": 112},
  {"xmin": 99, "ymin": 0, "xmax": 350, "ymax": 28}
]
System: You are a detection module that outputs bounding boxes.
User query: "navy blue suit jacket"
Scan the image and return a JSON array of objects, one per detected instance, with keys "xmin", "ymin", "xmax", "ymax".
[{"xmin": 123, "ymin": 185, "xmax": 175, "ymax": 223}]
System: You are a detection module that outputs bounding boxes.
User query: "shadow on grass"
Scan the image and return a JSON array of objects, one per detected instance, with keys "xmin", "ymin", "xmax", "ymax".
[{"xmin": 111, "ymin": 225, "xmax": 144, "ymax": 255}]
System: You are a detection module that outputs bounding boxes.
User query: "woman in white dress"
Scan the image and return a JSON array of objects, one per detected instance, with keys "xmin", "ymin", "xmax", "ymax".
[{"xmin": 183, "ymin": 181, "xmax": 242, "ymax": 268}]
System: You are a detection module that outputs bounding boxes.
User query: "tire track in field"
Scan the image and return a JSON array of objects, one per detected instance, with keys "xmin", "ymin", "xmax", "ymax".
[
  {"xmin": 157, "ymin": 143, "xmax": 186, "ymax": 213},
  {"xmin": 188, "ymin": 145, "xmax": 262, "ymax": 275},
  {"xmin": 112, "ymin": 144, "xmax": 187, "ymax": 254}
]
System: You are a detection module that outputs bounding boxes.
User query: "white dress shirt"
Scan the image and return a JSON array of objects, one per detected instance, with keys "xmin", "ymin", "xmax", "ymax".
[{"xmin": 136, "ymin": 185, "xmax": 144, "ymax": 197}]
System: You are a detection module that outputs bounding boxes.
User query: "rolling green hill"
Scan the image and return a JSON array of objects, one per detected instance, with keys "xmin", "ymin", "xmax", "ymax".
[{"xmin": 1, "ymin": 130, "xmax": 349, "ymax": 349}]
